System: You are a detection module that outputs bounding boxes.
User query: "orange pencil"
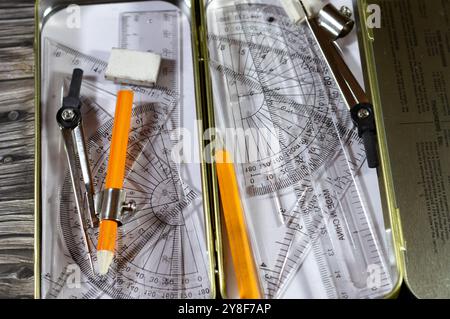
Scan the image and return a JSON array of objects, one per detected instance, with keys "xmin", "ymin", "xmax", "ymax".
[
  {"xmin": 97, "ymin": 90, "xmax": 134, "ymax": 275},
  {"xmin": 215, "ymin": 149, "xmax": 262, "ymax": 299}
]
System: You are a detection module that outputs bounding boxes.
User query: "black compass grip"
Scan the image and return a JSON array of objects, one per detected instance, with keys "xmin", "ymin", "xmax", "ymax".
[
  {"xmin": 361, "ymin": 130, "xmax": 379, "ymax": 168},
  {"xmin": 350, "ymin": 103, "xmax": 379, "ymax": 169},
  {"xmin": 68, "ymin": 68, "xmax": 83, "ymax": 100},
  {"xmin": 56, "ymin": 68, "xmax": 84, "ymax": 129},
  {"xmin": 62, "ymin": 68, "xmax": 84, "ymax": 109}
]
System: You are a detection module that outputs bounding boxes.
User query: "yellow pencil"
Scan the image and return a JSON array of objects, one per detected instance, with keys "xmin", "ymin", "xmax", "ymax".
[{"xmin": 215, "ymin": 149, "xmax": 262, "ymax": 299}]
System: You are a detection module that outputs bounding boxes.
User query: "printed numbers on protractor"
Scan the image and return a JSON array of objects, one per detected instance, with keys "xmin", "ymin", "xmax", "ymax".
[{"xmin": 208, "ymin": 4, "xmax": 357, "ymax": 197}]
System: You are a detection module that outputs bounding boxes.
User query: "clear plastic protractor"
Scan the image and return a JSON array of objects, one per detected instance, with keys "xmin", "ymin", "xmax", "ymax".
[
  {"xmin": 205, "ymin": 0, "xmax": 394, "ymax": 298},
  {"xmin": 40, "ymin": 1, "xmax": 212, "ymax": 299}
]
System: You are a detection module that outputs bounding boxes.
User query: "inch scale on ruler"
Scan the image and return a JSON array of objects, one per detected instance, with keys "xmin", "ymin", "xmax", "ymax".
[
  {"xmin": 206, "ymin": 1, "xmax": 393, "ymax": 298},
  {"xmin": 40, "ymin": 3, "xmax": 211, "ymax": 299}
]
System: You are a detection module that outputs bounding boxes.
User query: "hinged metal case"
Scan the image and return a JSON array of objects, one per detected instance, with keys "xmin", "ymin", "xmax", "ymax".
[
  {"xmin": 35, "ymin": 0, "xmax": 225, "ymax": 299},
  {"xmin": 34, "ymin": 0, "xmax": 407, "ymax": 298},
  {"xmin": 356, "ymin": 0, "xmax": 450, "ymax": 298}
]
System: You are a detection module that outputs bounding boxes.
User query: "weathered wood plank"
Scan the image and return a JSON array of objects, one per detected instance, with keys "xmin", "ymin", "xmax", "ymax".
[
  {"xmin": 0, "ymin": 18, "xmax": 34, "ymax": 38},
  {"xmin": 0, "ymin": 0, "xmax": 35, "ymax": 299},
  {"xmin": 0, "ymin": 3, "xmax": 34, "ymax": 48},
  {"xmin": 0, "ymin": 79, "xmax": 35, "ymax": 111},
  {"xmin": 0, "ymin": 134, "xmax": 34, "ymax": 199},
  {"xmin": 0, "ymin": 275, "xmax": 34, "ymax": 299},
  {"xmin": 0, "ymin": 82, "xmax": 35, "ymax": 204},
  {"xmin": 0, "ymin": 200, "xmax": 34, "ymax": 234},
  {"xmin": 0, "ymin": 199, "xmax": 34, "ymax": 299},
  {"xmin": 0, "ymin": 46, "xmax": 34, "ymax": 81},
  {"xmin": 0, "ymin": 1, "xmax": 35, "ymax": 9},
  {"xmin": 0, "ymin": 262, "xmax": 34, "ymax": 299},
  {"xmin": 0, "ymin": 161, "xmax": 34, "ymax": 202}
]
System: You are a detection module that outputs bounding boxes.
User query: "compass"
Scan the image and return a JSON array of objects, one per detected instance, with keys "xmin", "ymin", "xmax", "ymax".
[{"xmin": 54, "ymin": 93, "xmax": 208, "ymax": 299}]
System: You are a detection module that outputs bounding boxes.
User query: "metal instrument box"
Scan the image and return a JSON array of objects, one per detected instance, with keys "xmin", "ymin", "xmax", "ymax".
[{"xmin": 34, "ymin": 0, "xmax": 445, "ymax": 299}]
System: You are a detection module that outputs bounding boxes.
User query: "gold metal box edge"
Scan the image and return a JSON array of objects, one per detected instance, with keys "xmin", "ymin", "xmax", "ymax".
[{"xmin": 356, "ymin": 0, "xmax": 405, "ymax": 298}]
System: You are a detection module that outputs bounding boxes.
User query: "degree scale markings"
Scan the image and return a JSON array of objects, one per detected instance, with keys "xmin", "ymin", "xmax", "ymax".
[{"xmin": 208, "ymin": 6, "xmax": 355, "ymax": 197}]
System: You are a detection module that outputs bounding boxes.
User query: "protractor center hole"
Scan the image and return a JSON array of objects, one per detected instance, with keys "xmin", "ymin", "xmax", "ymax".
[
  {"xmin": 151, "ymin": 178, "xmax": 185, "ymax": 226},
  {"xmin": 236, "ymin": 78, "xmax": 265, "ymax": 119}
]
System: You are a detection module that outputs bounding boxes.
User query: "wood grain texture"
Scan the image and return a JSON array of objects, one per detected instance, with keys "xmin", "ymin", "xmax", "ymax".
[{"xmin": 0, "ymin": 1, "xmax": 35, "ymax": 299}]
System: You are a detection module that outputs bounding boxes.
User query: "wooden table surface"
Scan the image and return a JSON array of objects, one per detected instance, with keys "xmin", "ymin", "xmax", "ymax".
[{"xmin": 0, "ymin": 0, "xmax": 35, "ymax": 298}]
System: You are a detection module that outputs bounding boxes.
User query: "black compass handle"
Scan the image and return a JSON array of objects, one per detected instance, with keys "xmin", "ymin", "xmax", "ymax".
[
  {"xmin": 56, "ymin": 68, "xmax": 84, "ymax": 130},
  {"xmin": 350, "ymin": 103, "xmax": 379, "ymax": 168},
  {"xmin": 68, "ymin": 68, "xmax": 83, "ymax": 99}
]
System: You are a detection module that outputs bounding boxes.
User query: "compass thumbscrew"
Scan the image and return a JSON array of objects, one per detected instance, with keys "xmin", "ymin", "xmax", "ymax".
[
  {"xmin": 357, "ymin": 108, "xmax": 370, "ymax": 119},
  {"xmin": 61, "ymin": 109, "xmax": 75, "ymax": 121},
  {"xmin": 123, "ymin": 200, "xmax": 137, "ymax": 213},
  {"xmin": 340, "ymin": 6, "xmax": 352, "ymax": 18}
]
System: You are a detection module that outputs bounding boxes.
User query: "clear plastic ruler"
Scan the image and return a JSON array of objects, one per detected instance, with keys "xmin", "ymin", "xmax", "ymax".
[
  {"xmin": 40, "ymin": 2, "xmax": 211, "ymax": 299},
  {"xmin": 206, "ymin": 0, "xmax": 393, "ymax": 298},
  {"xmin": 120, "ymin": 9, "xmax": 181, "ymax": 97}
]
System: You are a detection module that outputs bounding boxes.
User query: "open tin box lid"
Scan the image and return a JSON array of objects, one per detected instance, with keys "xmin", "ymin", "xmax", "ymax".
[{"xmin": 356, "ymin": 0, "xmax": 450, "ymax": 298}]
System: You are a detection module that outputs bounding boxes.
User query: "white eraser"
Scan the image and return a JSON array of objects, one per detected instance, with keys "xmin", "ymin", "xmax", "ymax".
[
  {"xmin": 280, "ymin": 0, "xmax": 322, "ymax": 23},
  {"xmin": 280, "ymin": 0, "xmax": 306, "ymax": 23},
  {"xmin": 105, "ymin": 48, "xmax": 161, "ymax": 87}
]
